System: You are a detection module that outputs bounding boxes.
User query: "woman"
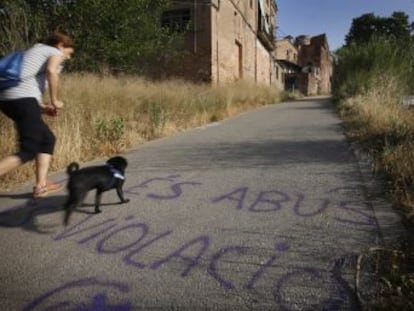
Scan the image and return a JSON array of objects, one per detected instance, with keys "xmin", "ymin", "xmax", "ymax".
[{"xmin": 0, "ymin": 31, "xmax": 74, "ymax": 198}]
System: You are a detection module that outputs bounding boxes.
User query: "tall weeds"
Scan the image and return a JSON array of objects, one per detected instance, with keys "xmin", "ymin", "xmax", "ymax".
[
  {"xmin": 0, "ymin": 75, "xmax": 282, "ymax": 190},
  {"xmin": 334, "ymin": 37, "xmax": 414, "ymax": 203},
  {"xmin": 333, "ymin": 37, "xmax": 413, "ymax": 99},
  {"xmin": 334, "ymin": 37, "xmax": 414, "ymax": 310},
  {"xmin": 340, "ymin": 85, "xmax": 414, "ymax": 212}
]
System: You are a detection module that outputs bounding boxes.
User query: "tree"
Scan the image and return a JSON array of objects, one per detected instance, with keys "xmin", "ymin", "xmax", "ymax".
[
  {"xmin": 345, "ymin": 11, "xmax": 414, "ymax": 46},
  {"xmin": 0, "ymin": 0, "xmax": 184, "ymax": 74},
  {"xmin": 0, "ymin": 0, "xmax": 46, "ymax": 53},
  {"xmin": 47, "ymin": 0, "xmax": 183, "ymax": 74}
]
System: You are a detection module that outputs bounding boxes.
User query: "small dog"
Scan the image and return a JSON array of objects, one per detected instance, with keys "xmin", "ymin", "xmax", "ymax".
[{"xmin": 64, "ymin": 156, "xmax": 130, "ymax": 225}]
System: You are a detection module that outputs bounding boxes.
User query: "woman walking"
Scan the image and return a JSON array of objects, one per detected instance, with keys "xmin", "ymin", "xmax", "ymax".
[{"xmin": 0, "ymin": 31, "xmax": 74, "ymax": 198}]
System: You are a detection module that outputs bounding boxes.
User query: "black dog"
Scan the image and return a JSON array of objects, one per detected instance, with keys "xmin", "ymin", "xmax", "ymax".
[{"xmin": 64, "ymin": 156, "xmax": 129, "ymax": 225}]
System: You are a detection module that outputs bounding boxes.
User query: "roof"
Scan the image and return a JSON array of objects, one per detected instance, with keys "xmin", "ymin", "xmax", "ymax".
[
  {"xmin": 276, "ymin": 59, "xmax": 302, "ymax": 71},
  {"xmin": 310, "ymin": 34, "xmax": 329, "ymax": 49}
]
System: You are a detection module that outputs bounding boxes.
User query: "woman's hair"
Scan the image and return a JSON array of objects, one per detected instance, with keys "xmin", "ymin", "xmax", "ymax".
[{"xmin": 40, "ymin": 31, "xmax": 74, "ymax": 48}]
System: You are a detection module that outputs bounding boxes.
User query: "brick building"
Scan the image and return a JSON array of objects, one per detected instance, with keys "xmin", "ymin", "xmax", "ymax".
[
  {"xmin": 275, "ymin": 36, "xmax": 298, "ymax": 63},
  {"xmin": 159, "ymin": 0, "xmax": 283, "ymax": 89},
  {"xmin": 274, "ymin": 36, "xmax": 300, "ymax": 91},
  {"xmin": 295, "ymin": 34, "xmax": 333, "ymax": 94},
  {"xmin": 276, "ymin": 34, "xmax": 333, "ymax": 95}
]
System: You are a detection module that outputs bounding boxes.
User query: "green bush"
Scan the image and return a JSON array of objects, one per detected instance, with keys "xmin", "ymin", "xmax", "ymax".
[
  {"xmin": 333, "ymin": 37, "xmax": 414, "ymax": 99},
  {"xmin": 96, "ymin": 117, "xmax": 125, "ymax": 141},
  {"xmin": 0, "ymin": 0, "xmax": 182, "ymax": 74}
]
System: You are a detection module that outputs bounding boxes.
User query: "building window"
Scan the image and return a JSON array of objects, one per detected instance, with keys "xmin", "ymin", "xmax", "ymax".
[
  {"xmin": 250, "ymin": 0, "xmax": 253, "ymax": 9},
  {"xmin": 161, "ymin": 9, "xmax": 191, "ymax": 32},
  {"xmin": 236, "ymin": 40, "xmax": 243, "ymax": 79},
  {"xmin": 258, "ymin": 0, "xmax": 271, "ymax": 36}
]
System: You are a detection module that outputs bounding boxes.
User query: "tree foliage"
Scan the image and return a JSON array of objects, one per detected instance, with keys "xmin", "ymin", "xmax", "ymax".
[
  {"xmin": 333, "ymin": 37, "xmax": 414, "ymax": 99},
  {"xmin": 345, "ymin": 11, "xmax": 414, "ymax": 46},
  {"xmin": 334, "ymin": 11, "xmax": 414, "ymax": 99},
  {"xmin": 0, "ymin": 0, "xmax": 44, "ymax": 52},
  {"xmin": 0, "ymin": 0, "xmax": 183, "ymax": 74}
]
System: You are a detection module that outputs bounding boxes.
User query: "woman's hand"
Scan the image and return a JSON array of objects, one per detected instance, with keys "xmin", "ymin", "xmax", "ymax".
[
  {"xmin": 51, "ymin": 100, "xmax": 64, "ymax": 108},
  {"xmin": 41, "ymin": 101, "xmax": 63, "ymax": 117},
  {"xmin": 42, "ymin": 100, "xmax": 64, "ymax": 109}
]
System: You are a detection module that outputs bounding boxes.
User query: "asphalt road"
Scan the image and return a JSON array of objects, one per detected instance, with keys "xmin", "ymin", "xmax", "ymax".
[{"xmin": 0, "ymin": 97, "xmax": 404, "ymax": 310}]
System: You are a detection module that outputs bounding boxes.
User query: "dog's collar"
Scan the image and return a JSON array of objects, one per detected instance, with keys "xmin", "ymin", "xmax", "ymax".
[{"xmin": 108, "ymin": 164, "xmax": 125, "ymax": 180}]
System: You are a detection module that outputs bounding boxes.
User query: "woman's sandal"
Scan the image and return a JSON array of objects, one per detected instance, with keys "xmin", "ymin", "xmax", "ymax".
[{"xmin": 33, "ymin": 182, "xmax": 63, "ymax": 198}]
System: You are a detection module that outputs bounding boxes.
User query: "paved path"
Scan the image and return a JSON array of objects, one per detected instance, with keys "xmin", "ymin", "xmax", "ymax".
[{"xmin": 0, "ymin": 97, "xmax": 404, "ymax": 310}]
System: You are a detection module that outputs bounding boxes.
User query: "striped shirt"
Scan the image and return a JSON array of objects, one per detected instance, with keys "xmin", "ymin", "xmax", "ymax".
[{"xmin": 0, "ymin": 43, "xmax": 63, "ymax": 104}]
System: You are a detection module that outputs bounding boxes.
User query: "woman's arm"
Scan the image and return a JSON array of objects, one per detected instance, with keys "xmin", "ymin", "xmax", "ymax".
[{"xmin": 46, "ymin": 54, "xmax": 65, "ymax": 108}]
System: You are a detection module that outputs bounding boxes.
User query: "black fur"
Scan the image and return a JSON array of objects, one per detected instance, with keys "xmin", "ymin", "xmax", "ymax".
[{"xmin": 64, "ymin": 156, "xmax": 129, "ymax": 225}]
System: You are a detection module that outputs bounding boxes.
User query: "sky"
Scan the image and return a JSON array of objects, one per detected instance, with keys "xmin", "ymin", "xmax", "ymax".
[{"xmin": 276, "ymin": 0, "xmax": 414, "ymax": 51}]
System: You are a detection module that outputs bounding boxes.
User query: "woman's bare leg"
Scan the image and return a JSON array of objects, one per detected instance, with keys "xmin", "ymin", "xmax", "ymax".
[
  {"xmin": 35, "ymin": 153, "xmax": 52, "ymax": 187},
  {"xmin": 0, "ymin": 155, "xmax": 22, "ymax": 176}
]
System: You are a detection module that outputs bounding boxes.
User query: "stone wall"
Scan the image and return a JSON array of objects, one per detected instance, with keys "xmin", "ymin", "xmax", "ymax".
[
  {"xmin": 276, "ymin": 34, "xmax": 333, "ymax": 95},
  {"xmin": 159, "ymin": 0, "xmax": 282, "ymax": 88},
  {"xmin": 211, "ymin": 0, "xmax": 278, "ymax": 86},
  {"xmin": 275, "ymin": 38, "xmax": 298, "ymax": 64},
  {"xmin": 296, "ymin": 34, "xmax": 332, "ymax": 94}
]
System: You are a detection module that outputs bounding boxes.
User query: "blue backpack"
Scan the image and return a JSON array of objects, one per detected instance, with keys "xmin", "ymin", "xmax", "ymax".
[{"xmin": 0, "ymin": 51, "xmax": 24, "ymax": 90}]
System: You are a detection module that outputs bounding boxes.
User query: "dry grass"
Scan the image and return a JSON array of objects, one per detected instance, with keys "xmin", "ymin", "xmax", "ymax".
[
  {"xmin": 338, "ymin": 75, "xmax": 414, "ymax": 211},
  {"xmin": 0, "ymin": 73, "xmax": 283, "ymax": 191},
  {"xmin": 338, "ymin": 74, "xmax": 414, "ymax": 310}
]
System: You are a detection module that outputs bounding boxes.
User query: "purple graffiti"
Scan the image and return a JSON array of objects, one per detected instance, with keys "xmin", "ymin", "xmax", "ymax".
[
  {"xmin": 211, "ymin": 188, "xmax": 293, "ymax": 212},
  {"xmin": 293, "ymin": 194, "xmax": 330, "ymax": 217},
  {"xmin": 54, "ymin": 215, "xmax": 118, "ymax": 242},
  {"xmin": 206, "ymin": 242, "xmax": 290, "ymax": 290},
  {"xmin": 147, "ymin": 181, "xmax": 202, "ymax": 200},
  {"xmin": 0, "ymin": 173, "xmax": 376, "ymax": 310},
  {"xmin": 248, "ymin": 191, "xmax": 290, "ymax": 212},
  {"xmin": 208, "ymin": 246, "xmax": 249, "ymax": 289},
  {"xmin": 75, "ymin": 293, "xmax": 131, "ymax": 311},
  {"xmin": 53, "ymin": 215, "xmax": 288, "ymax": 289},
  {"xmin": 211, "ymin": 187, "xmax": 248, "ymax": 209},
  {"xmin": 123, "ymin": 230, "xmax": 173, "ymax": 269},
  {"xmin": 23, "ymin": 278, "xmax": 131, "ymax": 311},
  {"xmin": 49, "ymin": 213, "xmax": 356, "ymax": 310},
  {"xmin": 125, "ymin": 175, "xmax": 181, "ymax": 195},
  {"xmin": 246, "ymin": 242, "xmax": 289, "ymax": 290},
  {"xmin": 125, "ymin": 175, "xmax": 202, "ymax": 200},
  {"xmin": 150, "ymin": 235, "xmax": 210, "ymax": 277},
  {"xmin": 0, "ymin": 174, "xmax": 377, "ymax": 230},
  {"xmin": 334, "ymin": 201, "xmax": 377, "ymax": 226},
  {"xmin": 96, "ymin": 223, "xmax": 149, "ymax": 254},
  {"xmin": 209, "ymin": 185, "xmax": 377, "ymax": 228}
]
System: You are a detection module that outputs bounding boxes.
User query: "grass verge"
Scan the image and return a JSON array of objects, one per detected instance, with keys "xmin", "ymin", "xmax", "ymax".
[{"xmin": 336, "ymin": 75, "xmax": 414, "ymax": 310}]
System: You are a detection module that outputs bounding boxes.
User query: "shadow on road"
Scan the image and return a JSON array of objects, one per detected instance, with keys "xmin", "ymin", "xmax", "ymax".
[
  {"xmin": 140, "ymin": 138, "xmax": 354, "ymax": 170},
  {"xmin": 0, "ymin": 195, "xmax": 66, "ymax": 233},
  {"xmin": 0, "ymin": 193, "xmax": 130, "ymax": 234}
]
